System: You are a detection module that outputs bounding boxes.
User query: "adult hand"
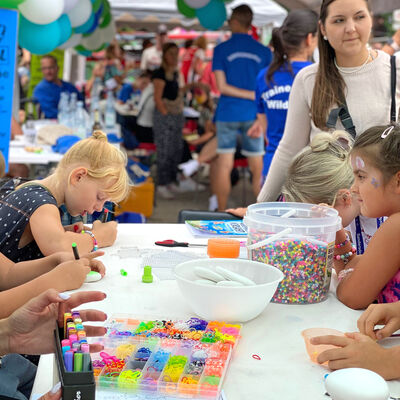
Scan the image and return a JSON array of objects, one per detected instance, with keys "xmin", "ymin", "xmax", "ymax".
[
  {"xmin": 358, "ymin": 302, "xmax": 400, "ymax": 340},
  {"xmin": 225, "ymin": 207, "xmax": 247, "ymax": 218},
  {"xmin": 6, "ymin": 289, "xmax": 107, "ymax": 355},
  {"xmin": 247, "ymin": 120, "xmax": 264, "ymax": 138},
  {"xmin": 312, "ymin": 332, "xmax": 398, "ymax": 380}
]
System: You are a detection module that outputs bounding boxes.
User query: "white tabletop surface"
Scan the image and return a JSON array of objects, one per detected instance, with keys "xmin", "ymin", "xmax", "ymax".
[{"xmin": 31, "ymin": 224, "xmax": 400, "ymax": 400}]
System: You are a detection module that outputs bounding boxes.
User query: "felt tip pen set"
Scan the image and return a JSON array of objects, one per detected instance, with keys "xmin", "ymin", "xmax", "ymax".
[
  {"xmin": 54, "ymin": 311, "xmax": 95, "ymax": 399},
  {"xmin": 93, "ymin": 314, "xmax": 241, "ymax": 399}
]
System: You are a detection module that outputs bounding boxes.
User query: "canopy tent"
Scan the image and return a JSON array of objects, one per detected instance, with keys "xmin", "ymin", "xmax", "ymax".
[
  {"xmin": 273, "ymin": 0, "xmax": 400, "ymax": 14},
  {"xmin": 110, "ymin": 0, "xmax": 288, "ymax": 30}
]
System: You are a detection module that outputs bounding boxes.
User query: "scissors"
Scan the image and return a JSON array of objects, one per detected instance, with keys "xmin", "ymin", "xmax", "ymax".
[{"xmin": 155, "ymin": 239, "xmax": 207, "ymax": 248}]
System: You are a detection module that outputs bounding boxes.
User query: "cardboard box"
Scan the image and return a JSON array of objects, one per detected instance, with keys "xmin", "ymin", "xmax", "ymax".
[{"xmin": 116, "ymin": 177, "xmax": 154, "ymax": 218}]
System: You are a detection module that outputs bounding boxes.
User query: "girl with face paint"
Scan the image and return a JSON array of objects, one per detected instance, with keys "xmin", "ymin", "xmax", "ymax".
[{"xmin": 333, "ymin": 123, "xmax": 400, "ymax": 310}]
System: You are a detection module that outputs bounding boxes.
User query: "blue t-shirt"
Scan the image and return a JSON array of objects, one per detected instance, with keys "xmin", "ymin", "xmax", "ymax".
[
  {"xmin": 33, "ymin": 79, "xmax": 81, "ymax": 119},
  {"xmin": 118, "ymin": 83, "xmax": 135, "ymax": 103},
  {"xmin": 256, "ymin": 61, "xmax": 311, "ymax": 177},
  {"xmin": 212, "ymin": 33, "xmax": 271, "ymax": 122}
]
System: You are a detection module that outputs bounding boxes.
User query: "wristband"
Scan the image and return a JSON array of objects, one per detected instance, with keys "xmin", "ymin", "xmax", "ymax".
[
  {"xmin": 335, "ymin": 233, "xmax": 350, "ymax": 248},
  {"xmin": 81, "ymin": 230, "xmax": 98, "ymax": 251},
  {"xmin": 334, "ymin": 246, "xmax": 356, "ymax": 264}
]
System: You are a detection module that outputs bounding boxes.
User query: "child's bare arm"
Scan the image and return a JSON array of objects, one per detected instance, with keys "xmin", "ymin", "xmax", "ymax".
[
  {"xmin": 29, "ymin": 205, "xmax": 113, "ymax": 255},
  {"xmin": 336, "ymin": 214, "xmax": 400, "ymax": 309},
  {"xmin": 0, "ymin": 259, "xmax": 91, "ymax": 318}
]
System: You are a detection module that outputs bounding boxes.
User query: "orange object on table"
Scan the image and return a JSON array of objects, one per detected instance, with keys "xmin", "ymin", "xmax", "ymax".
[{"xmin": 207, "ymin": 238, "xmax": 240, "ymax": 258}]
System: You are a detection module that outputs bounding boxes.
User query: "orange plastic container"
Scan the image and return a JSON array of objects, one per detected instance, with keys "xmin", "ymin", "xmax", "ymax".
[
  {"xmin": 115, "ymin": 177, "xmax": 154, "ymax": 218},
  {"xmin": 207, "ymin": 238, "xmax": 240, "ymax": 258}
]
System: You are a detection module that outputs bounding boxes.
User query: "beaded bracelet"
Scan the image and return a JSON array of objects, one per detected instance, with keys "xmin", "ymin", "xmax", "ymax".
[
  {"xmin": 338, "ymin": 268, "xmax": 354, "ymax": 281},
  {"xmin": 334, "ymin": 246, "xmax": 356, "ymax": 264},
  {"xmin": 81, "ymin": 230, "xmax": 98, "ymax": 251},
  {"xmin": 335, "ymin": 234, "xmax": 350, "ymax": 249}
]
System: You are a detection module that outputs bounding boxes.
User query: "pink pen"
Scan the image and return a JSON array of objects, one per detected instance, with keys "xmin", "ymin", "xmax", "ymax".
[{"xmin": 81, "ymin": 343, "xmax": 90, "ymax": 353}]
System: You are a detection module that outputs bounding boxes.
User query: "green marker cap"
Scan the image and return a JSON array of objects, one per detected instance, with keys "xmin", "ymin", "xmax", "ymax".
[
  {"xmin": 142, "ymin": 265, "xmax": 153, "ymax": 283},
  {"xmin": 120, "ymin": 269, "xmax": 128, "ymax": 276}
]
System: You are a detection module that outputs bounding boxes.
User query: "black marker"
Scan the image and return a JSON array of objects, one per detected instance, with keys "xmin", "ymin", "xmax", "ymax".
[
  {"xmin": 101, "ymin": 208, "xmax": 109, "ymax": 223},
  {"xmin": 72, "ymin": 242, "xmax": 80, "ymax": 260}
]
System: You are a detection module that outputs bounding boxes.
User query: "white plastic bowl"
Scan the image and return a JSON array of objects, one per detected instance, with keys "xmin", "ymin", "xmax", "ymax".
[{"xmin": 174, "ymin": 258, "xmax": 284, "ymax": 323}]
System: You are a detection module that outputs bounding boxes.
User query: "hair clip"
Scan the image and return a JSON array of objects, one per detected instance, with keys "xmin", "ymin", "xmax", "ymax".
[
  {"xmin": 381, "ymin": 125, "xmax": 395, "ymax": 138},
  {"xmin": 336, "ymin": 137, "xmax": 351, "ymax": 151}
]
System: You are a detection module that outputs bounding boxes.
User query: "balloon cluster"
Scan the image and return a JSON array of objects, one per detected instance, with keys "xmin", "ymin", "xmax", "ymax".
[
  {"xmin": 1, "ymin": 0, "xmax": 115, "ymax": 55},
  {"xmin": 177, "ymin": 0, "xmax": 232, "ymax": 30}
]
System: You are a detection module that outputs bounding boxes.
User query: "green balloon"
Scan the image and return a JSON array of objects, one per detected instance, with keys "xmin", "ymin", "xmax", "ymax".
[
  {"xmin": 177, "ymin": 0, "xmax": 195, "ymax": 18},
  {"xmin": 99, "ymin": 11, "xmax": 111, "ymax": 28},
  {"xmin": 92, "ymin": 0, "xmax": 102, "ymax": 13},
  {"xmin": 1, "ymin": 0, "xmax": 24, "ymax": 9},
  {"xmin": 93, "ymin": 43, "xmax": 106, "ymax": 52}
]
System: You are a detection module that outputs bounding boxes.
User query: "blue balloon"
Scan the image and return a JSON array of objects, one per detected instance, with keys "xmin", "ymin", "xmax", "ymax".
[
  {"xmin": 95, "ymin": 2, "xmax": 104, "ymax": 19},
  {"xmin": 19, "ymin": 14, "xmax": 61, "ymax": 55},
  {"xmin": 74, "ymin": 13, "xmax": 94, "ymax": 34},
  {"xmin": 85, "ymin": 11, "xmax": 99, "ymax": 34},
  {"xmin": 196, "ymin": 0, "xmax": 226, "ymax": 30},
  {"xmin": 57, "ymin": 14, "xmax": 72, "ymax": 46}
]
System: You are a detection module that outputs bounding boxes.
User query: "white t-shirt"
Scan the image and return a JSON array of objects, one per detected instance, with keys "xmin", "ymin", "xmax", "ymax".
[
  {"xmin": 347, "ymin": 215, "xmax": 386, "ymax": 254},
  {"xmin": 140, "ymin": 46, "xmax": 162, "ymax": 71},
  {"xmin": 137, "ymin": 84, "xmax": 155, "ymax": 128}
]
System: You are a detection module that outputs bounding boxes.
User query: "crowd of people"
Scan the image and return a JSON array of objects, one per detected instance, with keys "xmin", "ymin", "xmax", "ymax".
[{"xmin": 6, "ymin": 0, "xmax": 400, "ymax": 397}]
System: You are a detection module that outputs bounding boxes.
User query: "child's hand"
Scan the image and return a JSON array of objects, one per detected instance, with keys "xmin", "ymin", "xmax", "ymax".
[
  {"xmin": 92, "ymin": 220, "xmax": 118, "ymax": 248},
  {"xmin": 358, "ymin": 302, "xmax": 400, "ymax": 340},
  {"xmin": 311, "ymin": 332, "xmax": 397, "ymax": 380},
  {"xmin": 54, "ymin": 259, "xmax": 91, "ymax": 289},
  {"xmin": 64, "ymin": 222, "xmax": 91, "ymax": 233},
  {"xmin": 52, "ymin": 250, "xmax": 105, "ymax": 266}
]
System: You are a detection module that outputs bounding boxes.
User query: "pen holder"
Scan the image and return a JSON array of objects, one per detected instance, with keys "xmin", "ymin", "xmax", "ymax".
[{"xmin": 54, "ymin": 328, "xmax": 95, "ymax": 400}]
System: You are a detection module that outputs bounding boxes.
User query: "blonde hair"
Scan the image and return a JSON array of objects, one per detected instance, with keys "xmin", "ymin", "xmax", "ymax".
[
  {"xmin": 282, "ymin": 130, "xmax": 353, "ymax": 205},
  {"xmin": 194, "ymin": 36, "xmax": 207, "ymax": 50},
  {"xmin": 56, "ymin": 131, "xmax": 130, "ymax": 202}
]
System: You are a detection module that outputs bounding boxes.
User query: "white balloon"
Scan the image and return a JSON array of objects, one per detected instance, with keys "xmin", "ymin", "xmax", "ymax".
[
  {"xmin": 67, "ymin": 0, "xmax": 92, "ymax": 28},
  {"xmin": 81, "ymin": 29, "xmax": 103, "ymax": 50},
  {"xmin": 100, "ymin": 19, "xmax": 115, "ymax": 43},
  {"xmin": 19, "ymin": 0, "xmax": 64, "ymax": 25},
  {"xmin": 63, "ymin": 0, "xmax": 79, "ymax": 14},
  {"xmin": 58, "ymin": 33, "xmax": 82, "ymax": 49},
  {"xmin": 184, "ymin": 0, "xmax": 210, "ymax": 9}
]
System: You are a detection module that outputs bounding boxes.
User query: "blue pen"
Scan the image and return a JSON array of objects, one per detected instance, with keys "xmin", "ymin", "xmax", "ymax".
[{"xmin": 64, "ymin": 350, "xmax": 74, "ymax": 372}]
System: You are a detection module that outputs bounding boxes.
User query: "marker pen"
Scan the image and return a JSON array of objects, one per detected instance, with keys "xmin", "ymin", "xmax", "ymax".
[
  {"xmin": 69, "ymin": 334, "xmax": 78, "ymax": 344},
  {"xmin": 102, "ymin": 208, "xmax": 109, "ymax": 223},
  {"xmin": 62, "ymin": 345, "xmax": 71, "ymax": 355},
  {"xmin": 81, "ymin": 343, "xmax": 90, "ymax": 353},
  {"xmin": 64, "ymin": 313, "xmax": 72, "ymax": 335},
  {"xmin": 61, "ymin": 339, "xmax": 70, "ymax": 348},
  {"xmin": 64, "ymin": 351, "xmax": 74, "ymax": 372},
  {"xmin": 73, "ymin": 317, "xmax": 82, "ymax": 325},
  {"xmin": 75, "ymin": 324, "xmax": 84, "ymax": 331},
  {"xmin": 74, "ymin": 352, "xmax": 83, "ymax": 372},
  {"xmin": 71, "ymin": 342, "xmax": 81, "ymax": 351},
  {"xmin": 82, "ymin": 353, "xmax": 91, "ymax": 371},
  {"xmin": 72, "ymin": 242, "xmax": 80, "ymax": 260}
]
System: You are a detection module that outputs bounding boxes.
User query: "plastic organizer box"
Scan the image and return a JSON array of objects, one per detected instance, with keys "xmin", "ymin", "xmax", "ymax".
[{"xmin": 93, "ymin": 314, "xmax": 241, "ymax": 399}]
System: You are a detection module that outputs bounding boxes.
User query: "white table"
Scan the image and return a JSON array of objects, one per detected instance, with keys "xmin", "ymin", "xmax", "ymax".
[
  {"xmin": 9, "ymin": 140, "xmax": 63, "ymax": 165},
  {"xmin": 31, "ymin": 224, "xmax": 400, "ymax": 400}
]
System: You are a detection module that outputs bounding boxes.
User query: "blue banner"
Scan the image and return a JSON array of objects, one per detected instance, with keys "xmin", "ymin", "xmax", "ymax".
[{"xmin": 0, "ymin": 8, "xmax": 18, "ymax": 172}]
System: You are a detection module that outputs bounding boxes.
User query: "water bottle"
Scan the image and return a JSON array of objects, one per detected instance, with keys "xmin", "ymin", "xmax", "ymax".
[
  {"xmin": 105, "ymin": 91, "xmax": 116, "ymax": 129},
  {"xmin": 75, "ymin": 101, "xmax": 86, "ymax": 139},
  {"xmin": 69, "ymin": 92, "xmax": 78, "ymax": 129},
  {"xmin": 57, "ymin": 92, "xmax": 69, "ymax": 126}
]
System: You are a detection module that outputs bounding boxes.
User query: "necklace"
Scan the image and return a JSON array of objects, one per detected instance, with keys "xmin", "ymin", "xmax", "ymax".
[{"xmin": 334, "ymin": 49, "xmax": 372, "ymax": 74}]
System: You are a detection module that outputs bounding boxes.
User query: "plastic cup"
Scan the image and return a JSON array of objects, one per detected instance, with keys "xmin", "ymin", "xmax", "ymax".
[
  {"xmin": 301, "ymin": 327, "xmax": 345, "ymax": 364},
  {"xmin": 207, "ymin": 238, "xmax": 240, "ymax": 258}
]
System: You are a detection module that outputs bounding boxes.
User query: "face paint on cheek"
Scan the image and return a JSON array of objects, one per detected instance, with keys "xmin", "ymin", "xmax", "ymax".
[
  {"xmin": 371, "ymin": 177, "xmax": 379, "ymax": 188},
  {"xmin": 355, "ymin": 156, "xmax": 365, "ymax": 169}
]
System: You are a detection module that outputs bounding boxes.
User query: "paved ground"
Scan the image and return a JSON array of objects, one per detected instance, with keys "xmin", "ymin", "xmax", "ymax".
[{"xmin": 147, "ymin": 169, "xmax": 257, "ymax": 223}]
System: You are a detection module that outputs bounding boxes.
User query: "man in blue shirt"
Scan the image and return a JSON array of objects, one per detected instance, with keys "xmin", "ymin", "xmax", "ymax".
[
  {"xmin": 212, "ymin": 5, "xmax": 271, "ymax": 210},
  {"xmin": 33, "ymin": 55, "xmax": 81, "ymax": 119}
]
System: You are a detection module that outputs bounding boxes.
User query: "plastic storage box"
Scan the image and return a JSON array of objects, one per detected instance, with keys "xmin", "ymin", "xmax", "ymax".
[{"xmin": 244, "ymin": 202, "xmax": 341, "ymax": 304}]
